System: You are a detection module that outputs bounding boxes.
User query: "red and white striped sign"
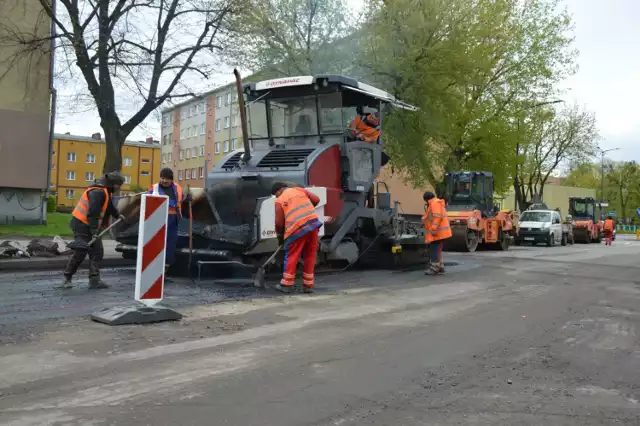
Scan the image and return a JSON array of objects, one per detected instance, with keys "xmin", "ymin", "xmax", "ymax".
[{"xmin": 135, "ymin": 194, "xmax": 169, "ymax": 306}]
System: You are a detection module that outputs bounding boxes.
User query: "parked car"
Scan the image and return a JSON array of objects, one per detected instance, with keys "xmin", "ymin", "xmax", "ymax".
[{"xmin": 515, "ymin": 209, "xmax": 564, "ymax": 246}]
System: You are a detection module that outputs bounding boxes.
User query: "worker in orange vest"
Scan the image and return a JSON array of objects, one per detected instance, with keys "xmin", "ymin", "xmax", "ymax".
[
  {"xmin": 60, "ymin": 172, "xmax": 125, "ymax": 289},
  {"xmin": 349, "ymin": 109, "xmax": 380, "ymax": 143},
  {"xmin": 603, "ymin": 215, "xmax": 615, "ymax": 246},
  {"xmin": 272, "ymin": 182, "xmax": 322, "ymax": 293},
  {"xmin": 422, "ymin": 191, "xmax": 453, "ymax": 275},
  {"xmin": 148, "ymin": 168, "xmax": 192, "ymax": 276}
]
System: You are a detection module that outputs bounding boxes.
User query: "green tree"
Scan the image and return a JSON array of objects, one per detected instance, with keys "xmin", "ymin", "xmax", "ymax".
[
  {"xmin": 514, "ymin": 104, "xmax": 598, "ymax": 210},
  {"xmin": 605, "ymin": 161, "xmax": 640, "ymax": 221},
  {"xmin": 359, "ymin": 0, "xmax": 576, "ymax": 194},
  {"xmin": 223, "ymin": 0, "xmax": 354, "ymax": 76}
]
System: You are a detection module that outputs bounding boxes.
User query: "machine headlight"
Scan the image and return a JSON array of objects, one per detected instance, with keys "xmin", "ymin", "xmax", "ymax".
[{"xmin": 541, "ymin": 223, "xmax": 550, "ymax": 230}]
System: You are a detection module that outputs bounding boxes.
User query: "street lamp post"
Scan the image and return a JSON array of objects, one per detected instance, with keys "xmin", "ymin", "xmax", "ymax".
[{"xmin": 598, "ymin": 147, "xmax": 620, "ymax": 218}]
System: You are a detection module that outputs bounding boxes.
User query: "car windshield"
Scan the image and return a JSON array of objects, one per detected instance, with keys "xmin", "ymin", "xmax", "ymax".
[{"xmin": 521, "ymin": 212, "xmax": 551, "ymax": 222}]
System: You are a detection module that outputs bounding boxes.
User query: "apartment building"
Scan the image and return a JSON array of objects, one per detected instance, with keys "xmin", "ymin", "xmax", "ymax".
[
  {"xmin": 0, "ymin": 0, "xmax": 53, "ymax": 224},
  {"xmin": 160, "ymin": 83, "xmax": 243, "ymax": 189},
  {"xmin": 51, "ymin": 133, "xmax": 161, "ymax": 208}
]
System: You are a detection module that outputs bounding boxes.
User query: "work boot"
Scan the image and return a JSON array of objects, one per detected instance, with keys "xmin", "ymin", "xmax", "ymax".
[
  {"xmin": 56, "ymin": 277, "xmax": 74, "ymax": 289},
  {"xmin": 438, "ymin": 264, "xmax": 446, "ymax": 274},
  {"xmin": 303, "ymin": 286, "xmax": 314, "ymax": 294},
  {"xmin": 275, "ymin": 284, "xmax": 292, "ymax": 294},
  {"xmin": 424, "ymin": 264, "xmax": 439, "ymax": 276},
  {"xmin": 88, "ymin": 278, "xmax": 109, "ymax": 289}
]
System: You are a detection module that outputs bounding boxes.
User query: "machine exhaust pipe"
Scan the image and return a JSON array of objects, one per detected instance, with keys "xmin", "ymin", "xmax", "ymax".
[{"xmin": 233, "ymin": 69, "xmax": 251, "ymax": 162}]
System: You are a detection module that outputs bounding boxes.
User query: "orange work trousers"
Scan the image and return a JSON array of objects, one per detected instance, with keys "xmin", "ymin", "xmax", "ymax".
[{"xmin": 281, "ymin": 229, "xmax": 319, "ymax": 288}]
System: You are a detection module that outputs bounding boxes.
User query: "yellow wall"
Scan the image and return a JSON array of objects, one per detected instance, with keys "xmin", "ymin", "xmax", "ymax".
[{"xmin": 52, "ymin": 136, "xmax": 161, "ymax": 207}]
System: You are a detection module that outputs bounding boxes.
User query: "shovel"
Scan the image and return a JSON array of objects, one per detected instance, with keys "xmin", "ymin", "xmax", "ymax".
[
  {"xmin": 253, "ymin": 245, "xmax": 282, "ymax": 288},
  {"xmin": 67, "ymin": 218, "xmax": 123, "ymax": 252}
]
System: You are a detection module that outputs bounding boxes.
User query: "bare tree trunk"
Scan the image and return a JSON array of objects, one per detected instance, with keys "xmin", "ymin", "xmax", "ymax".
[{"xmin": 102, "ymin": 122, "xmax": 127, "ymax": 173}]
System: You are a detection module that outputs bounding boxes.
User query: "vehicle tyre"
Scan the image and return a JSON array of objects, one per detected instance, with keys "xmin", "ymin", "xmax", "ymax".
[
  {"xmin": 561, "ymin": 233, "xmax": 567, "ymax": 246},
  {"xmin": 547, "ymin": 233, "xmax": 554, "ymax": 247}
]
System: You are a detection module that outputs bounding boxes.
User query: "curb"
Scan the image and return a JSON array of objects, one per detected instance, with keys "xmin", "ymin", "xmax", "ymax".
[{"xmin": 0, "ymin": 257, "xmax": 135, "ymax": 273}]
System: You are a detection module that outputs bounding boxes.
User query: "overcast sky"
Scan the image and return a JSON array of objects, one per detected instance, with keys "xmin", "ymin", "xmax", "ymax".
[{"xmin": 55, "ymin": 0, "xmax": 639, "ymax": 162}]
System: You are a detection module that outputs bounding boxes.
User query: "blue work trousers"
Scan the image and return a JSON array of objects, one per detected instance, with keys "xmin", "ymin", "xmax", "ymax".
[{"xmin": 165, "ymin": 214, "xmax": 179, "ymax": 266}]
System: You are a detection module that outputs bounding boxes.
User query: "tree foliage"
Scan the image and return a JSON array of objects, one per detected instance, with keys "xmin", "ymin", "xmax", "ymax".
[
  {"xmin": 223, "ymin": 0, "xmax": 354, "ymax": 76},
  {"xmin": 0, "ymin": 0, "xmax": 237, "ymax": 173},
  {"xmin": 359, "ymin": 0, "xmax": 577, "ymax": 194},
  {"xmin": 565, "ymin": 160, "xmax": 640, "ymax": 222},
  {"xmin": 513, "ymin": 103, "xmax": 598, "ymax": 210}
]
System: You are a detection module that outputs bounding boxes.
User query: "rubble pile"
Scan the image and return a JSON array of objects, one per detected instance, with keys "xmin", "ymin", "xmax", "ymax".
[{"xmin": 0, "ymin": 236, "xmax": 71, "ymax": 259}]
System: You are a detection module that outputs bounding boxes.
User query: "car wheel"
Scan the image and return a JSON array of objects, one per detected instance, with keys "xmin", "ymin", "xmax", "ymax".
[
  {"xmin": 561, "ymin": 233, "xmax": 567, "ymax": 246},
  {"xmin": 547, "ymin": 233, "xmax": 554, "ymax": 247}
]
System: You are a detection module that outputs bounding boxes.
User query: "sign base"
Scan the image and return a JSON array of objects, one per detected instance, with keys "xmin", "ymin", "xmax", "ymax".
[{"xmin": 91, "ymin": 303, "xmax": 182, "ymax": 326}]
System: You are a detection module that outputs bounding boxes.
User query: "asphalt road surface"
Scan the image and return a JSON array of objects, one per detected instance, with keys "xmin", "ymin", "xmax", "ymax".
[{"xmin": 1, "ymin": 239, "xmax": 640, "ymax": 425}]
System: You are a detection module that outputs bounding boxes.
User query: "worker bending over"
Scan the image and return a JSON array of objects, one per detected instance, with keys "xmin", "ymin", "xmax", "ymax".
[
  {"xmin": 603, "ymin": 216, "xmax": 615, "ymax": 246},
  {"xmin": 148, "ymin": 168, "xmax": 191, "ymax": 275},
  {"xmin": 272, "ymin": 182, "xmax": 322, "ymax": 293},
  {"xmin": 422, "ymin": 191, "xmax": 452, "ymax": 275},
  {"xmin": 60, "ymin": 172, "xmax": 125, "ymax": 289}
]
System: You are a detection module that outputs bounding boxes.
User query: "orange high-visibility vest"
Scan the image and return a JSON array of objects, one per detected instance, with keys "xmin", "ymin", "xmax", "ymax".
[
  {"xmin": 349, "ymin": 114, "xmax": 380, "ymax": 143},
  {"xmin": 604, "ymin": 219, "xmax": 615, "ymax": 231},
  {"xmin": 149, "ymin": 183, "xmax": 184, "ymax": 216},
  {"xmin": 422, "ymin": 198, "xmax": 452, "ymax": 243},
  {"xmin": 72, "ymin": 186, "xmax": 110, "ymax": 227},
  {"xmin": 276, "ymin": 187, "xmax": 319, "ymax": 240}
]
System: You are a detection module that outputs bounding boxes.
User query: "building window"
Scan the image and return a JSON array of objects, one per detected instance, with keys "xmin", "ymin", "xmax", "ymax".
[
  {"xmin": 233, "ymin": 92, "xmax": 238, "ymax": 101},
  {"xmin": 199, "ymin": 166, "xmax": 204, "ymax": 178},
  {"xmin": 186, "ymin": 168, "xmax": 191, "ymax": 179},
  {"xmin": 232, "ymin": 138, "xmax": 238, "ymax": 150},
  {"xmin": 232, "ymin": 115, "xmax": 237, "ymax": 127},
  {"xmin": 223, "ymin": 140, "xmax": 229, "ymax": 153},
  {"xmin": 124, "ymin": 175, "xmax": 131, "ymax": 184},
  {"xmin": 225, "ymin": 92, "xmax": 231, "ymax": 105},
  {"xmin": 199, "ymin": 145, "xmax": 204, "ymax": 156},
  {"xmin": 162, "ymin": 114, "xmax": 169, "ymax": 126},
  {"xmin": 163, "ymin": 135, "xmax": 168, "ymax": 145},
  {"xmin": 179, "ymin": 150, "xmax": 184, "ymax": 160},
  {"xmin": 192, "ymin": 125, "xmax": 197, "ymax": 137},
  {"xmin": 168, "ymin": 152, "xmax": 172, "ymax": 162},
  {"xmin": 180, "ymin": 129, "xmax": 185, "ymax": 140},
  {"xmin": 224, "ymin": 116, "xmax": 230, "ymax": 128},
  {"xmin": 65, "ymin": 189, "xmax": 75, "ymax": 199},
  {"xmin": 201, "ymin": 102, "xmax": 206, "ymax": 113},
  {"xmin": 215, "ymin": 142, "xmax": 220, "ymax": 154},
  {"xmin": 192, "ymin": 147, "xmax": 198, "ymax": 157},
  {"xmin": 181, "ymin": 109, "xmax": 186, "ymax": 120},
  {"xmin": 188, "ymin": 105, "xmax": 194, "ymax": 117},
  {"xmin": 191, "ymin": 168, "xmax": 196, "ymax": 179},
  {"xmin": 123, "ymin": 157, "xmax": 132, "ymax": 167},
  {"xmin": 67, "ymin": 152, "xmax": 76, "ymax": 162},
  {"xmin": 66, "ymin": 170, "xmax": 76, "ymax": 181},
  {"xmin": 85, "ymin": 171, "xmax": 95, "ymax": 182},
  {"xmin": 216, "ymin": 96, "xmax": 222, "ymax": 108},
  {"xmin": 200, "ymin": 123, "xmax": 205, "ymax": 135},
  {"xmin": 215, "ymin": 119, "xmax": 221, "ymax": 131},
  {"xmin": 141, "ymin": 171, "xmax": 150, "ymax": 176},
  {"xmin": 186, "ymin": 149, "xmax": 191, "ymax": 159},
  {"xmin": 141, "ymin": 158, "xmax": 150, "ymax": 164},
  {"xmin": 178, "ymin": 169, "xmax": 183, "ymax": 180}
]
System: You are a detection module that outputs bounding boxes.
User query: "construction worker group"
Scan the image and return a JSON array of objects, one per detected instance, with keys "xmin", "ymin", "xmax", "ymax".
[
  {"xmin": 61, "ymin": 168, "xmax": 190, "ymax": 290},
  {"xmin": 62, "ymin": 168, "xmax": 451, "ymax": 291}
]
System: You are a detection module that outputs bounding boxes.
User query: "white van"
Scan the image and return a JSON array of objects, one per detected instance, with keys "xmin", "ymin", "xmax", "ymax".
[{"xmin": 515, "ymin": 210, "xmax": 563, "ymax": 246}]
